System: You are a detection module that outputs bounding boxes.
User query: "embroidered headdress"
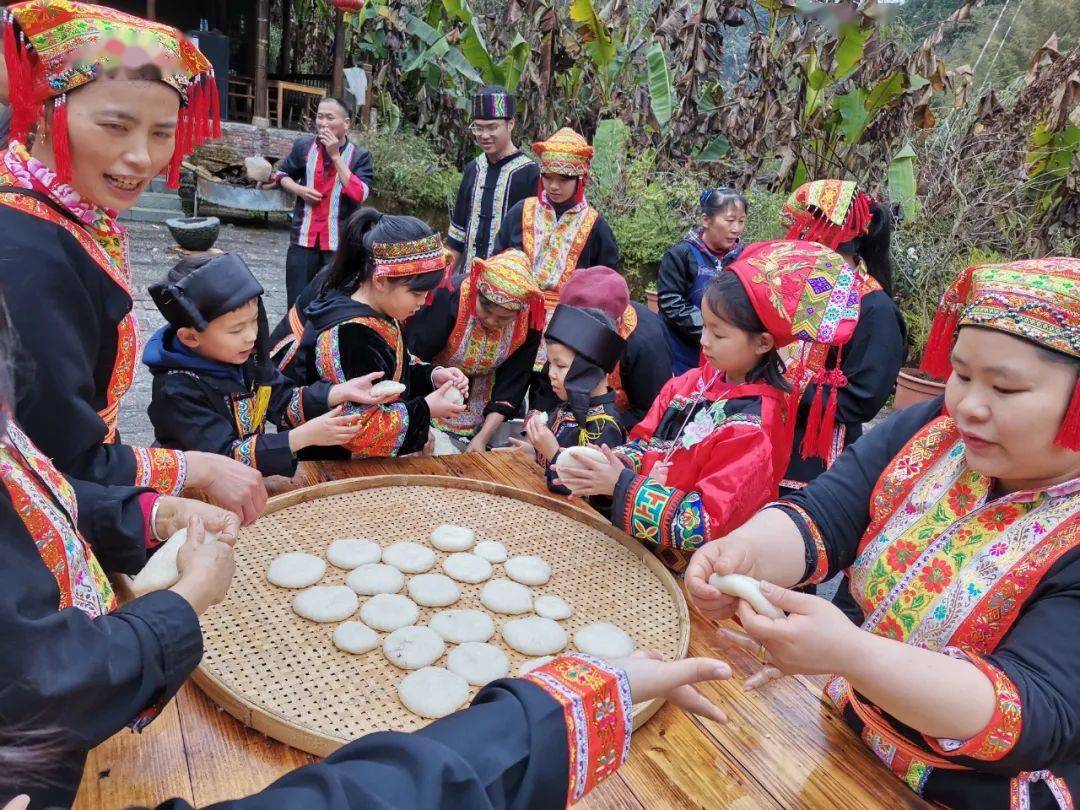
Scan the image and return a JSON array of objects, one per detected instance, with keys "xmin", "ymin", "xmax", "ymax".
[
  {"xmin": 472, "ymin": 85, "xmax": 515, "ymax": 121},
  {"xmin": 533, "ymin": 128, "xmax": 593, "ymax": 178},
  {"xmin": 471, "ymin": 249, "xmax": 544, "ymax": 329},
  {"xmin": 371, "ymin": 232, "xmax": 451, "ymax": 280},
  {"xmin": 920, "ymin": 256, "xmax": 1080, "ymax": 450},
  {"xmin": 728, "ymin": 240, "xmax": 864, "ymax": 459},
  {"xmin": 782, "ymin": 179, "xmax": 874, "ymax": 249},
  {"xmin": 3, "ymin": 0, "xmax": 221, "ymax": 188}
]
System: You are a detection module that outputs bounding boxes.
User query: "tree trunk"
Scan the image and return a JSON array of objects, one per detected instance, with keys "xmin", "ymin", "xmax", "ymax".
[
  {"xmin": 331, "ymin": 8, "xmax": 346, "ymax": 98},
  {"xmin": 254, "ymin": 0, "xmax": 270, "ymax": 121}
]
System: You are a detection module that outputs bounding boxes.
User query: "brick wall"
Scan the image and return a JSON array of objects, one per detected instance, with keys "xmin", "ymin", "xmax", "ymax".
[{"xmin": 191, "ymin": 122, "xmax": 306, "ymax": 170}]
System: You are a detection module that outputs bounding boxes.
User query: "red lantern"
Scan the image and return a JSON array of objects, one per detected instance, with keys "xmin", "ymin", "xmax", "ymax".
[{"xmin": 332, "ymin": 0, "xmax": 365, "ymax": 11}]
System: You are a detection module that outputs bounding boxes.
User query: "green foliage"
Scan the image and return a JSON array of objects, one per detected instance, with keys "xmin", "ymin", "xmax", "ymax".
[
  {"xmin": 357, "ymin": 127, "xmax": 462, "ymax": 216},
  {"xmin": 887, "ymin": 142, "xmax": 920, "ymax": 221},
  {"xmin": 569, "ymin": 0, "xmax": 618, "ymax": 72},
  {"xmin": 591, "ymin": 118, "xmax": 631, "ymax": 198},
  {"xmin": 646, "ymin": 42, "xmax": 674, "ymax": 129}
]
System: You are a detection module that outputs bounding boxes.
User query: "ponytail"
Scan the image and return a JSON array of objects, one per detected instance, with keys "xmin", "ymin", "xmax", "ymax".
[
  {"xmin": 321, "ymin": 207, "xmax": 385, "ymax": 296},
  {"xmin": 848, "ymin": 202, "xmax": 895, "ymax": 298}
]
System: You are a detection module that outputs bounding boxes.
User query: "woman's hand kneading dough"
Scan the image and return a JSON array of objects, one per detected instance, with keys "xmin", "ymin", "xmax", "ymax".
[
  {"xmin": 169, "ymin": 516, "xmax": 237, "ymax": 616},
  {"xmin": 152, "ymin": 496, "xmax": 241, "ymax": 546}
]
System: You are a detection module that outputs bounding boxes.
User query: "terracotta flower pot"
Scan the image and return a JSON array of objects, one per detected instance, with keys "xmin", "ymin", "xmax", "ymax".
[
  {"xmin": 646, "ymin": 289, "xmax": 659, "ymax": 314},
  {"xmin": 893, "ymin": 367, "xmax": 946, "ymax": 411}
]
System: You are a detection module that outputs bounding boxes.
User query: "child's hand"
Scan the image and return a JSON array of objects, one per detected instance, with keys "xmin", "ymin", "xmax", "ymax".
[
  {"xmin": 425, "ymin": 381, "xmax": 467, "ymax": 419},
  {"xmin": 612, "ymin": 650, "xmax": 731, "ymax": 724},
  {"xmin": 289, "ymin": 405, "xmax": 361, "ymax": 451},
  {"xmin": 551, "ymin": 444, "xmax": 623, "ymax": 497},
  {"xmin": 525, "ymin": 416, "xmax": 560, "ymax": 462},
  {"xmin": 651, "ymin": 461, "xmax": 672, "ymax": 486},
  {"xmin": 432, "ymin": 366, "xmax": 469, "ymax": 398},
  {"xmin": 329, "ymin": 371, "xmax": 398, "ymax": 406},
  {"xmin": 503, "ymin": 437, "xmax": 535, "ymax": 456}
]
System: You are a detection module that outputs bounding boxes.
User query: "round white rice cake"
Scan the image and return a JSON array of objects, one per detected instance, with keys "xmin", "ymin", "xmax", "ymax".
[
  {"xmin": 447, "ymin": 642, "xmax": 509, "ymax": 686},
  {"xmin": 444, "ymin": 386, "xmax": 465, "ymax": 406},
  {"xmin": 292, "ymin": 585, "xmax": 358, "ymax": 623},
  {"xmin": 398, "ymin": 667, "xmax": 469, "ymax": 719},
  {"xmin": 517, "ymin": 656, "xmax": 555, "ymax": 676},
  {"xmin": 473, "ymin": 540, "xmax": 508, "ymax": 563},
  {"xmin": 442, "ymin": 552, "xmax": 493, "ymax": 584},
  {"xmin": 360, "ymin": 593, "xmax": 419, "ymax": 632},
  {"xmin": 267, "ymin": 552, "xmax": 326, "ymax": 588},
  {"xmin": 479, "ymin": 578, "xmax": 533, "ymax": 615},
  {"xmin": 533, "ymin": 595, "xmax": 573, "ymax": 620},
  {"xmin": 382, "ymin": 542, "xmax": 437, "ymax": 574},
  {"xmin": 555, "ymin": 445, "xmax": 606, "ymax": 471},
  {"xmin": 326, "ymin": 538, "xmax": 381, "ymax": 570},
  {"xmin": 346, "ymin": 563, "xmax": 404, "ymax": 595},
  {"xmin": 332, "ymin": 621, "xmax": 379, "ymax": 654},
  {"xmin": 407, "ymin": 574, "xmax": 461, "ymax": 607},
  {"xmin": 504, "ymin": 555, "xmax": 552, "ymax": 587},
  {"xmin": 429, "ymin": 524, "xmax": 475, "ymax": 552},
  {"xmin": 574, "ymin": 622, "xmax": 635, "ymax": 659},
  {"xmin": 382, "ymin": 625, "xmax": 446, "ymax": 670},
  {"xmin": 429, "ymin": 609, "xmax": 496, "ymax": 643},
  {"xmin": 502, "ymin": 617, "xmax": 567, "ymax": 656},
  {"xmin": 370, "ymin": 380, "xmax": 406, "ymax": 398}
]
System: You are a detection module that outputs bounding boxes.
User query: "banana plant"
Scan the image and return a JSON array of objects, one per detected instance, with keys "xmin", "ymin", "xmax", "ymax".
[
  {"xmin": 442, "ymin": 0, "xmax": 530, "ymax": 92},
  {"xmin": 645, "ymin": 42, "xmax": 674, "ymax": 130}
]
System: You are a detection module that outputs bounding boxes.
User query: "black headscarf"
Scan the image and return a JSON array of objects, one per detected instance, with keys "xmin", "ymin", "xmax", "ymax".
[
  {"xmin": 545, "ymin": 305, "xmax": 626, "ymax": 430},
  {"xmin": 148, "ymin": 253, "xmax": 273, "ymax": 384}
]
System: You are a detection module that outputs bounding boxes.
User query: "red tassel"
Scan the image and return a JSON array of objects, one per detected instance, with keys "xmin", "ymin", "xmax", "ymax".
[
  {"xmin": 528, "ymin": 294, "xmax": 546, "ymax": 331},
  {"xmin": 4, "ymin": 18, "xmax": 39, "ymax": 144},
  {"xmin": 209, "ymin": 72, "xmax": 222, "ymax": 137},
  {"xmin": 1053, "ymin": 377, "xmax": 1080, "ymax": 452},
  {"xmin": 800, "ymin": 382, "xmax": 825, "ymax": 459},
  {"xmin": 816, "ymin": 382, "xmax": 841, "ymax": 459},
  {"xmin": 51, "ymin": 97, "xmax": 72, "ymax": 185}
]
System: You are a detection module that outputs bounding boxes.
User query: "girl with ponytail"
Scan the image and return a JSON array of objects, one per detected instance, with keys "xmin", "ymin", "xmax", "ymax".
[
  {"xmin": 779, "ymin": 179, "xmax": 907, "ymax": 492},
  {"xmin": 282, "ymin": 207, "xmax": 469, "ymax": 458}
]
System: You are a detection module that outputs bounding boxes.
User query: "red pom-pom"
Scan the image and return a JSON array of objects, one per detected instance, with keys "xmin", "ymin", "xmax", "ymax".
[{"xmin": 1053, "ymin": 376, "xmax": 1080, "ymax": 452}]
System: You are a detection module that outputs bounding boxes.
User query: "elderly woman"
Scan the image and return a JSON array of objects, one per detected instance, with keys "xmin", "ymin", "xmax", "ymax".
[
  {"xmin": 0, "ymin": 1, "xmax": 265, "ymax": 523},
  {"xmin": 687, "ymin": 257, "xmax": 1080, "ymax": 808}
]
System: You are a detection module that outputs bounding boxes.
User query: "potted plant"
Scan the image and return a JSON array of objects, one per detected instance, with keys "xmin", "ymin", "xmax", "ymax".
[{"xmin": 645, "ymin": 283, "xmax": 659, "ymax": 314}]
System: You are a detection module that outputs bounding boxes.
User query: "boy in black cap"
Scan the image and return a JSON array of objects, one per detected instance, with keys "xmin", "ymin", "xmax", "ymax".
[
  {"xmin": 510, "ymin": 305, "xmax": 627, "ymax": 494},
  {"xmin": 143, "ymin": 253, "xmax": 390, "ymax": 478},
  {"xmin": 446, "ymin": 85, "xmax": 539, "ymax": 274}
]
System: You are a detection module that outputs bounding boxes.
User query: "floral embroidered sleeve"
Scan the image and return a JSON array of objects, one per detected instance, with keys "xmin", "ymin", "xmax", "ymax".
[
  {"xmin": 132, "ymin": 447, "xmax": 187, "ymax": 496},
  {"xmin": 523, "ymin": 653, "xmax": 632, "ymax": 804},
  {"xmin": 316, "ymin": 323, "xmax": 430, "ymax": 458},
  {"xmin": 611, "ymin": 424, "xmax": 775, "ymax": 569}
]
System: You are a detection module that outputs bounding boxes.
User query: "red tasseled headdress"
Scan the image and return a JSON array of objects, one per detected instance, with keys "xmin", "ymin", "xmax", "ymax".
[
  {"xmin": 782, "ymin": 179, "xmax": 874, "ymax": 250},
  {"xmin": 3, "ymin": 2, "xmax": 221, "ymax": 188},
  {"xmin": 469, "ymin": 249, "xmax": 544, "ymax": 332},
  {"xmin": 920, "ymin": 257, "xmax": 1080, "ymax": 451}
]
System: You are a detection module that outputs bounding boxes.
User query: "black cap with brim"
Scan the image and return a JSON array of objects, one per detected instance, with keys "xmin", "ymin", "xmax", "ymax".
[{"xmin": 149, "ymin": 253, "xmax": 264, "ymax": 330}]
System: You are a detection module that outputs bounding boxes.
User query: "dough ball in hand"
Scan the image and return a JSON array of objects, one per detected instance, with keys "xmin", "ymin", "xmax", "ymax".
[
  {"xmin": 504, "ymin": 555, "xmax": 552, "ymax": 587},
  {"xmin": 407, "ymin": 574, "xmax": 461, "ymax": 608},
  {"xmin": 574, "ymin": 622, "xmax": 635, "ymax": 659},
  {"xmin": 360, "ymin": 593, "xmax": 420, "ymax": 632},
  {"xmin": 383, "ymin": 542, "xmax": 437, "ymax": 574},
  {"xmin": 708, "ymin": 573, "xmax": 785, "ymax": 619},
  {"xmin": 292, "ymin": 586, "xmax": 359, "ymax": 623},
  {"xmin": 326, "ymin": 538, "xmax": 381, "ymax": 570},
  {"xmin": 333, "ymin": 621, "xmax": 379, "ymax": 654},
  {"xmin": 447, "ymin": 642, "xmax": 510, "ymax": 686},
  {"xmin": 267, "ymin": 552, "xmax": 326, "ymax": 589},
  {"xmin": 429, "ymin": 609, "xmax": 496, "ymax": 643},
  {"xmin": 382, "ymin": 626, "xmax": 446, "ymax": 670},
  {"xmin": 474, "ymin": 540, "xmax": 508, "ymax": 564},
  {"xmin": 346, "ymin": 563, "xmax": 405, "ymax": 595},
  {"xmin": 132, "ymin": 527, "xmax": 220, "ymax": 597},
  {"xmin": 479, "ymin": 578, "xmax": 533, "ymax": 615},
  {"xmin": 554, "ymin": 445, "xmax": 606, "ymax": 471},
  {"xmin": 429, "ymin": 524, "xmax": 475, "ymax": 552},
  {"xmin": 501, "ymin": 617, "xmax": 567, "ymax": 656},
  {"xmin": 370, "ymin": 381, "xmax": 406, "ymax": 398},
  {"xmin": 533, "ymin": 595, "xmax": 573, "ymax": 620},
  {"xmin": 442, "ymin": 552, "xmax": 493, "ymax": 584},
  {"xmin": 444, "ymin": 386, "xmax": 465, "ymax": 406},
  {"xmin": 398, "ymin": 667, "xmax": 469, "ymax": 719}
]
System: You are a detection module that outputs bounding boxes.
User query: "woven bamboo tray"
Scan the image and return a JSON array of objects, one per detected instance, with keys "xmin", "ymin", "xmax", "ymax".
[{"xmin": 192, "ymin": 475, "xmax": 690, "ymax": 757}]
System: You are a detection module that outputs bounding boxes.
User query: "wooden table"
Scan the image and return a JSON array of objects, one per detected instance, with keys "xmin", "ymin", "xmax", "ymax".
[
  {"xmin": 74, "ymin": 454, "xmax": 927, "ymax": 809},
  {"xmin": 269, "ymin": 80, "xmax": 326, "ymax": 129}
]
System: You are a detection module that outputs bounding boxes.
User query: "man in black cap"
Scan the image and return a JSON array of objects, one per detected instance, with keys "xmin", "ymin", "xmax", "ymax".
[{"xmin": 446, "ymin": 85, "xmax": 539, "ymax": 273}]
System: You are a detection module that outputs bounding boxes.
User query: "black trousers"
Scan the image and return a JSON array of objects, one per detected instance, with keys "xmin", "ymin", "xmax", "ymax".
[{"xmin": 285, "ymin": 243, "xmax": 334, "ymax": 308}]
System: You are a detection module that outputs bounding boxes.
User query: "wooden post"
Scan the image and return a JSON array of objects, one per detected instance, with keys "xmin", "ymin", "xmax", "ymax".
[
  {"xmin": 254, "ymin": 0, "xmax": 270, "ymax": 123},
  {"xmin": 279, "ymin": 0, "xmax": 292, "ymax": 76},
  {"xmin": 145, "ymin": 0, "xmax": 156, "ymax": 21},
  {"xmin": 330, "ymin": 8, "xmax": 346, "ymax": 99}
]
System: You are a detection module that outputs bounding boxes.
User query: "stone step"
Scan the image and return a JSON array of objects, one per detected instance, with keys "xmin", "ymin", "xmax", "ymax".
[
  {"xmin": 118, "ymin": 207, "xmax": 181, "ymax": 224},
  {"xmin": 134, "ymin": 190, "xmax": 184, "ymax": 212},
  {"xmin": 147, "ymin": 176, "xmax": 172, "ymax": 194}
]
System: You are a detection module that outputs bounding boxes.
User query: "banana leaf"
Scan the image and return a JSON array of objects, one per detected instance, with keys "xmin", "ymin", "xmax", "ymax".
[
  {"xmin": 887, "ymin": 142, "xmax": 919, "ymax": 220},
  {"xmin": 646, "ymin": 42, "xmax": 674, "ymax": 129},
  {"xmin": 569, "ymin": 0, "xmax": 617, "ymax": 71},
  {"xmin": 592, "ymin": 118, "xmax": 630, "ymax": 196}
]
